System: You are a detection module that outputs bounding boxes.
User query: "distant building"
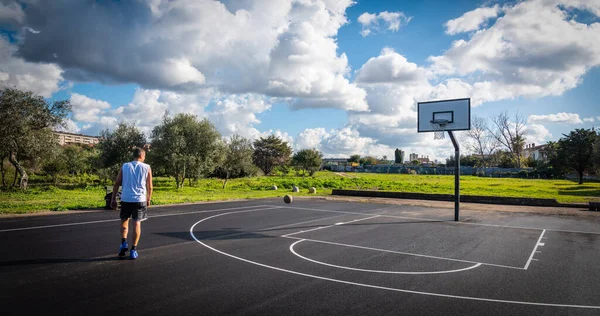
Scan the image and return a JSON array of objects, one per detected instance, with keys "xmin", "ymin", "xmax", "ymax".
[
  {"xmin": 523, "ymin": 143, "xmax": 548, "ymax": 161},
  {"xmin": 54, "ymin": 131, "xmax": 101, "ymax": 146},
  {"xmin": 417, "ymin": 156, "xmax": 430, "ymax": 164},
  {"xmin": 409, "ymin": 153, "xmax": 418, "ymax": 162}
]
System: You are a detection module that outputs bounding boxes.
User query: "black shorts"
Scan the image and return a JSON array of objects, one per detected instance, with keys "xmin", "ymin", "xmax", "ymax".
[{"xmin": 120, "ymin": 202, "xmax": 148, "ymax": 222}]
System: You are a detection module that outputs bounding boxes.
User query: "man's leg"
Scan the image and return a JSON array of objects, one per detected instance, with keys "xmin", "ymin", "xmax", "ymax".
[
  {"xmin": 129, "ymin": 220, "xmax": 141, "ymax": 259},
  {"xmin": 129, "ymin": 202, "xmax": 147, "ymax": 259},
  {"xmin": 118, "ymin": 219, "xmax": 130, "ymax": 257},
  {"xmin": 133, "ymin": 220, "xmax": 141, "ymax": 247},
  {"xmin": 121, "ymin": 218, "xmax": 129, "ymax": 239}
]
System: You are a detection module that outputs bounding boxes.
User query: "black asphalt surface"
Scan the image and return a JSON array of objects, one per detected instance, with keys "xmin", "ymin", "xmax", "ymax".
[{"xmin": 2, "ymin": 199, "xmax": 600, "ymax": 315}]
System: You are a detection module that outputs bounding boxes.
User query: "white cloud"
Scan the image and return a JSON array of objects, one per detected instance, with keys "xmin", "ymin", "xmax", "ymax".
[
  {"xmin": 355, "ymin": 48, "xmax": 429, "ymax": 85},
  {"xmin": 54, "ymin": 118, "xmax": 81, "ymax": 134},
  {"xmin": 525, "ymin": 123, "xmax": 553, "ymax": 145},
  {"xmin": 527, "ymin": 112, "xmax": 584, "ymax": 124},
  {"xmin": 71, "ymin": 88, "xmax": 211, "ymax": 136},
  {"xmin": 208, "ymin": 94, "xmax": 271, "ymax": 140},
  {"xmin": 445, "ymin": 5, "xmax": 500, "ymax": 35},
  {"xmin": 0, "ymin": 1, "xmax": 25, "ymax": 25},
  {"xmin": 295, "ymin": 127, "xmax": 329, "ymax": 150},
  {"xmin": 358, "ymin": 11, "xmax": 412, "ymax": 37},
  {"xmin": 583, "ymin": 117, "xmax": 595, "ymax": 123},
  {"xmin": 430, "ymin": 0, "xmax": 600, "ymax": 102},
  {"xmin": 8, "ymin": 0, "xmax": 366, "ymax": 112},
  {"xmin": 0, "ymin": 36, "xmax": 64, "ymax": 97},
  {"xmin": 295, "ymin": 127, "xmax": 393, "ymax": 158},
  {"xmin": 70, "ymin": 93, "xmax": 111, "ymax": 123}
]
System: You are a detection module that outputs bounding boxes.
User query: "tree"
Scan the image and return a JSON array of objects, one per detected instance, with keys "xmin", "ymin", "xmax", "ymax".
[
  {"xmin": 557, "ymin": 128, "xmax": 597, "ymax": 184},
  {"xmin": 593, "ymin": 132, "xmax": 600, "ymax": 175},
  {"xmin": 42, "ymin": 145, "xmax": 68, "ymax": 184},
  {"xmin": 488, "ymin": 112, "xmax": 527, "ymax": 168},
  {"xmin": 361, "ymin": 156, "xmax": 378, "ymax": 166},
  {"xmin": 348, "ymin": 155, "xmax": 361, "ymax": 163},
  {"xmin": 394, "ymin": 149, "xmax": 404, "ymax": 164},
  {"xmin": 465, "ymin": 116, "xmax": 498, "ymax": 167},
  {"xmin": 252, "ymin": 135, "xmax": 292, "ymax": 176},
  {"xmin": 219, "ymin": 134, "xmax": 256, "ymax": 188},
  {"xmin": 292, "ymin": 149, "xmax": 323, "ymax": 176},
  {"xmin": 97, "ymin": 123, "xmax": 147, "ymax": 170},
  {"xmin": 63, "ymin": 144, "xmax": 96, "ymax": 175},
  {"xmin": 0, "ymin": 88, "xmax": 71, "ymax": 189},
  {"xmin": 151, "ymin": 113, "xmax": 223, "ymax": 189}
]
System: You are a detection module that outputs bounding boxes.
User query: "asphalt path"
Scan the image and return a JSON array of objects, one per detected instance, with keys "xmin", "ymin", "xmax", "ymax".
[{"xmin": 2, "ymin": 199, "xmax": 600, "ymax": 315}]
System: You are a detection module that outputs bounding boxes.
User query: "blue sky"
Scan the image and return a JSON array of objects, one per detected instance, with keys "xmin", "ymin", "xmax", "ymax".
[{"xmin": 1, "ymin": 0, "xmax": 599, "ymax": 160}]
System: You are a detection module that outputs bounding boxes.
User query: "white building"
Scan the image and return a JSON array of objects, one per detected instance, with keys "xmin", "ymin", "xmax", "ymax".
[{"xmin": 523, "ymin": 143, "xmax": 548, "ymax": 161}]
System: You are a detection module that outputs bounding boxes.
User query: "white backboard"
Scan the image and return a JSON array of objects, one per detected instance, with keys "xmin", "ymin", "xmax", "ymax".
[{"xmin": 417, "ymin": 98, "xmax": 471, "ymax": 132}]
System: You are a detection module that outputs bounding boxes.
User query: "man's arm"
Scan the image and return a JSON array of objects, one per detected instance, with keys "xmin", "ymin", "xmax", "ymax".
[
  {"xmin": 146, "ymin": 167, "xmax": 153, "ymax": 206},
  {"xmin": 111, "ymin": 169, "xmax": 123, "ymax": 210}
]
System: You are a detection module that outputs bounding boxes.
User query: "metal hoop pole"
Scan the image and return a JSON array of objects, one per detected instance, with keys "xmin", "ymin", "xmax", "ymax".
[{"xmin": 448, "ymin": 131, "xmax": 460, "ymax": 222}]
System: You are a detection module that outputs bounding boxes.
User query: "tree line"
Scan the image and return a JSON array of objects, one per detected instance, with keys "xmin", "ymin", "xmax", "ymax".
[
  {"xmin": 0, "ymin": 88, "xmax": 323, "ymax": 190},
  {"xmin": 461, "ymin": 112, "xmax": 600, "ymax": 184}
]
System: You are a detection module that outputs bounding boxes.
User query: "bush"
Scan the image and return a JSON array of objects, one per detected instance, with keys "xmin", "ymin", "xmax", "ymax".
[{"xmin": 518, "ymin": 170, "xmax": 529, "ymax": 179}]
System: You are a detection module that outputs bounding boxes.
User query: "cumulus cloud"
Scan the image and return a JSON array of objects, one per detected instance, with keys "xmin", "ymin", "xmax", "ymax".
[
  {"xmin": 54, "ymin": 118, "xmax": 81, "ymax": 134},
  {"xmin": 208, "ymin": 94, "xmax": 271, "ymax": 140},
  {"xmin": 429, "ymin": 0, "xmax": 600, "ymax": 102},
  {"xmin": 355, "ymin": 48, "xmax": 428, "ymax": 85},
  {"xmin": 525, "ymin": 123, "xmax": 553, "ymax": 145},
  {"xmin": 445, "ymin": 4, "xmax": 501, "ymax": 35},
  {"xmin": 0, "ymin": 0, "xmax": 25, "ymax": 25},
  {"xmin": 583, "ymin": 117, "xmax": 595, "ymax": 123},
  {"xmin": 70, "ymin": 93, "xmax": 112, "ymax": 123},
  {"xmin": 73, "ymin": 88, "xmax": 211, "ymax": 136},
  {"xmin": 295, "ymin": 127, "xmax": 393, "ymax": 158},
  {"xmin": 0, "ymin": 36, "xmax": 64, "ymax": 97},
  {"xmin": 358, "ymin": 11, "xmax": 412, "ymax": 37},
  {"xmin": 527, "ymin": 112, "xmax": 584, "ymax": 124},
  {"xmin": 7, "ymin": 0, "xmax": 366, "ymax": 112}
]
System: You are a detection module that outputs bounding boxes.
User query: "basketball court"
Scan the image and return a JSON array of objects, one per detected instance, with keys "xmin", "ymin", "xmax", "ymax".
[
  {"xmin": 2, "ymin": 199, "xmax": 600, "ymax": 315},
  {"xmin": 2, "ymin": 98, "xmax": 598, "ymax": 315}
]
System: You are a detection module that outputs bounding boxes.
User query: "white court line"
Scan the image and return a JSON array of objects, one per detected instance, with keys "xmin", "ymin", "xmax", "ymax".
[
  {"xmin": 279, "ymin": 205, "xmax": 439, "ymax": 223},
  {"xmin": 282, "ymin": 215, "xmax": 380, "ymax": 238},
  {"xmin": 0, "ymin": 205, "xmax": 273, "ymax": 233},
  {"xmin": 189, "ymin": 211, "xmax": 600, "ymax": 309},
  {"xmin": 524, "ymin": 229, "xmax": 546, "ymax": 270},
  {"xmin": 289, "ymin": 239, "xmax": 482, "ymax": 275},
  {"xmin": 202, "ymin": 213, "xmax": 351, "ymax": 241},
  {"xmin": 283, "ymin": 236, "xmax": 523, "ymax": 270},
  {"xmin": 280, "ymin": 205, "xmax": 600, "ymax": 236}
]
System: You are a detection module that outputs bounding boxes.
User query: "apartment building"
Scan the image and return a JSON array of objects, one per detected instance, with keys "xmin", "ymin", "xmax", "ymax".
[{"xmin": 54, "ymin": 131, "xmax": 101, "ymax": 146}]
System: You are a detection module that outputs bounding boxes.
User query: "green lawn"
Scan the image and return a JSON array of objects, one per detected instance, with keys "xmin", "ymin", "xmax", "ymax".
[{"xmin": 0, "ymin": 171, "xmax": 598, "ymax": 214}]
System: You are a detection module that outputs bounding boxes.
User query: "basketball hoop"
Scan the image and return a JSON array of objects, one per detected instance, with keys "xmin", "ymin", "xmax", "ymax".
[{"xmin": 431, "ymin": 119, "xmax": 449, "ymax": 140}]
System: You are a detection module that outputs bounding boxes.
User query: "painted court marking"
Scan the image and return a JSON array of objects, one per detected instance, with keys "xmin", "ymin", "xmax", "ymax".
[
  {"xmin": 0, "ymin": 204, "xmax": 273, "ymax": 233},
  {"xmin": 289, "ymin": 239, "xmax": 483, "ymax": 274},
  {"xmin": 282, "ymin": 215, "xmax": 380, "ymax": 238},
  {"xmin": 524, "ymin": 229, "xmax": 546, "ymax": 270},
  {"xmin": 279, "ymin": 205, "xmax": 600, "ymax": 236},
  {"xmin": 283, "ymin": 236, "xmax": 523, "ymax": 270},
  {"xmin": 190, "ymin": 208, "xmax": 600, "ymax": 309}
]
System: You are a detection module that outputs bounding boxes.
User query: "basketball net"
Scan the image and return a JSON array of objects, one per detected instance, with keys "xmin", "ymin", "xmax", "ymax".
[{"xmin": 431, "ymin": 119, "xmax": 448, "ymax": 140}]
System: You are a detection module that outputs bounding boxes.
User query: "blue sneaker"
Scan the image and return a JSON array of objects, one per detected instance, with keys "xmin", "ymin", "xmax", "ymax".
[
  {"xmin": 130, "ymin": 249, "xmax": 139, "ymax": 260},
  {"xmin": 118, "ymin": 241, "xmax": 128, "ymax": 258}
]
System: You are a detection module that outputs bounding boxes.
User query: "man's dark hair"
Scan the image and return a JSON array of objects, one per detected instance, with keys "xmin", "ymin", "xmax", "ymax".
[{"xmin": 132, "ymin": 147, "xmax": 145, "ymax": 159}]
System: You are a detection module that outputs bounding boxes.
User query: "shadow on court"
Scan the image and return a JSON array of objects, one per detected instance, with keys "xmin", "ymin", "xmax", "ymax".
[{"xmin": 0, "ymin": 257, "xmax": 121, "ymax": 266}]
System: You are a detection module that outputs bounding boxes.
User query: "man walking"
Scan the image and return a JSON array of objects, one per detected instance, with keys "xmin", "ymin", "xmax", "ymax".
[{"xmin": 111, "ymin": 147, "xmax": 153, "ymax": 259}]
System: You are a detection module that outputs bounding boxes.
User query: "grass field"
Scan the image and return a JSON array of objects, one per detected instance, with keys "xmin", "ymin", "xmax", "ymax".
[{"xmin": 0, "ymin": 171, "xmax": 598, "ymax": 214}]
